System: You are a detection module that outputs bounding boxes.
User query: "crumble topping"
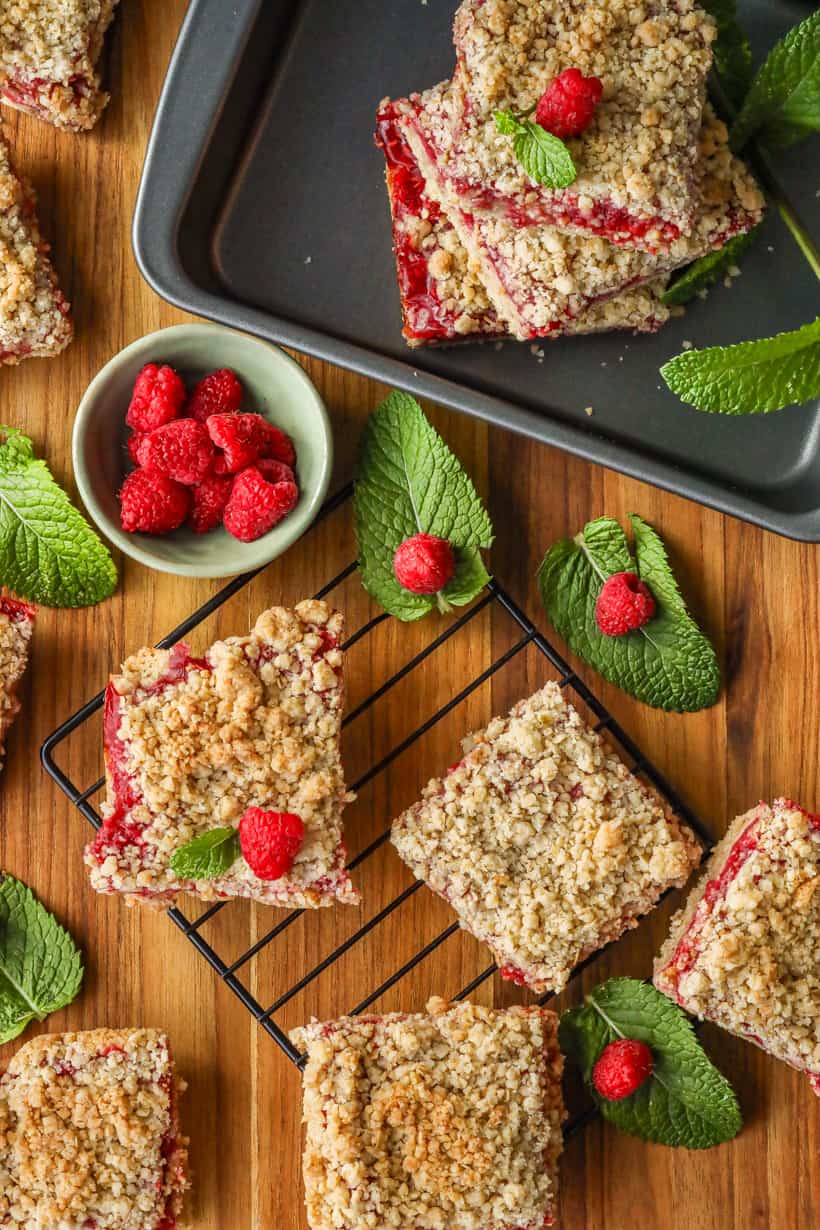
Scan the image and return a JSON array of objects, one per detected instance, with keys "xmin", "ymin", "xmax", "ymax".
[
  {"xmin": 84, "ymin": 601, "xmax": 359, "ymax": 910},
  {"xmin": 446, "ymin": 0, "xmax": 716, "ymax": 242},
  {"xmin": 291, "ymin": 998, "xmax": 565, "ymax": 1230},
  {"xmin": 655, "ymin": 799, "xmax": 820, "ymax": 1091},
  {"xmin": 0, "ymin": 137, "xmax": 72, "ymax": 362},
  {"xmin": 0, "ymin": 0, "xmax": 119, "ymax": 130},
  {"xmin": 391, "ymin": 681, "xmax": 701, "ymax": 993},
  {"xmin": 0, "ymin": 596, "xmax": 34, "ymax": 770},
  {"xmin": 0, "ymin": 1027, "xmax": 189, "ymax": 1229}
]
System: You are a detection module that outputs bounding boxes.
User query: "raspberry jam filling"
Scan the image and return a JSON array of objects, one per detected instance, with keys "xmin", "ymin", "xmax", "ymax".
[{"xmin": 0, "ymin": 596, "xmax": 35, "ymax": 624}]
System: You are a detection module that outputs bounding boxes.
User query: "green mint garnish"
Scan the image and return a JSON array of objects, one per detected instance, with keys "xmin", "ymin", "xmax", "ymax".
[
  {"xmin": 169, "ymin": 827, "xmax": 241, "ymax": 879},
  {"xmin": 354, "ymin": 392, "xmax": 493, "ymax": 621},
  {"xmin": 730, "ymin": 9, "xmax": 820, "ymax": 152},
  {"xmin": 661, "ymin": 317, "xmax": 820, "ymax": 414},
  {"xmin": 0, "ymin": 425, "xmax": 117, "ymax": 608},
  {"xmin": 701, "ymin": 0, "xmax": 753, "ymax": 106},
  {"xmin": 494, "ymin": 109, "xmax": 577, "ymax": 189},
  {"xmin": 558, "ymin": 978, "xmax": 743, "ymax": 1149},
  {"xmin": 538, "ymin": 513, "xmax": 720, "ymax": 712},
  {"xmin": 0, "ymin": 874, "xmax": 84, "ymax": 1044},
  {"xmin": 661, "ymin": 224, "xmax": 761, "ymax": 306}
]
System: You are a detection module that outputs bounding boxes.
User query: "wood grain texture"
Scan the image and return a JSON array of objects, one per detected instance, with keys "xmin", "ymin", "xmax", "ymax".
[{"xmin": 0, "ymin": 3, "xmax": 817, "ymax": 1227}]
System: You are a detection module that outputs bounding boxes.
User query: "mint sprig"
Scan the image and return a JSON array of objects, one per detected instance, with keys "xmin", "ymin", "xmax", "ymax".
[
  {"xmin": 661, "ymin": 318, "xmax": 820, "ymax": 414},
  {"xmin": 494, "ymin": 110, "xmax": 577, "ymax": 189},
  {"xmin": 0, "ymin": 874, "xmax": 84, "ymax": 1044},
  {"xmin": 702, "ymin": 0, "xmax": 753, "ymax": 107},
  {"xmin": 538, "ymin": 514, "xmax": 720, "ymax": 712},
  {"xmin": 0, "ymin": 426, "xmax": 117, "ymax": 608},
  {"xmin": 662, "ymin": 224, "xmax": 760, "ymax": 306},
  {"xmin": 169, "ymin": 827, "xmax": 240, "ymax": 879},
  {"xmin": 559, "ymin": 978, "xmax": 743, "ymax": 1149},
  {"xmin": 354, "ymin": 392, "xmax": 493, "ymax": 621},
  {"xmin": 730, "ymin": 9, "xmax": 820, "ymax": 152}
]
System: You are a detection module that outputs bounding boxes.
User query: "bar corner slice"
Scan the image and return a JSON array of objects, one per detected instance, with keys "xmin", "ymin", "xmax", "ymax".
[
  {"xmin": 0, "ymin": 596, "xmax": 35, "ymax": 771},
  {"xmin": 291, "ymin": 997, "xmax": 565, "ymax": 1230},
  {"xmin": 392, "ymin": 680, "xmax": 701, "ymax": 993},
  {"xmin": 654, "ymin": 798, "xmax": 820, "ymax": 1094}
]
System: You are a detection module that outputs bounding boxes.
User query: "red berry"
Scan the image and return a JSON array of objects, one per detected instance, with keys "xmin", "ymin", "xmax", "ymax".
[
  {"xmin": 223, "ymin": 467, "xmax": 299, "ymax": 542},
  {"xmin": 119, "ymin": 467, "xmax": 190, "ymax": 535},
  {"xmin": 393, "ymin": 533, "xmax": 455, "ymax": 595},
  {"xmin": 125, "ymin": 363, "xmax": 186, "ymax": 433},
  {"xmin": 238, "ymin": 807, "xmax": 304, "ymax": 880},
  {"xmin": 212, "ymin": 451, "xmax": 231, "ymax": 477},
  {"xmin": 592, "ymin": 1039, "xmax": 654, "ymax": 1101},
  {"xmin": 187, "ymin": 368, "xmax": 243, "ymax": 422},
  {"xmin": 135, "ymin": 418, "xmax": 215, "ymax": 485},
  {"xmin": 595, "ymin": 571, "xmax": 656, "ymax": 636},
  {"xmin": 255, "ymin": 457, "xmax": 296, "ymax": 485},
  {"xmin": 127, "ymin": 432, "xmax": 145, "ymax": 466},
  {"xmin": 206, "ymin": 412, "xmax": 296, "ymax": 472},
  {"xmin": 187, "ymin": 475, "xmax": 234, "ymax": 534},
  {"xmin": 535, "ymin": 68, "xmax": 603, "ymax": 139}
]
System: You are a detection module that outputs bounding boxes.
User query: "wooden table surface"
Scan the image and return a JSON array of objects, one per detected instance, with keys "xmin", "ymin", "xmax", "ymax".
[{"xmin": 1, "ymin": 3, "xmax": 817, "ymax": 1228}]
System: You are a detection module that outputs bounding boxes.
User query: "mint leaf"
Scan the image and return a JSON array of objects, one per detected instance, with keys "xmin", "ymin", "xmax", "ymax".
[
  {"xmin": 537, "ymin": 514, "xmax": 720, "ymax": 712},
  {"xmin": 0, "ymin": 426, "xmax": 117, "ymax": 608},
  {"xmin": 661, "ymin": 318, "xmax": 820, "ymax": 413},
  {"xmin": 701, "ymin": 0, "xmax": 753, "ymax": 106},
  {"xmin": 354, "ymin": 392, "xmax": 493, "ymax": 621},
  {"xmin": 730, "ymin": 10, "xmax": 820, "ymax": 151},
  {"xmin": 169, "ymin": 828, "xmax": 240, "ymax": 879},
  {"xmin": 494, "ymin": 110, "xmax": 577, "ymax": 188},
  {"xmin": 0, "ymin": 874, "xmax": 84, "ymax": 1044},
  {"xmin": 559, "ymin": 978, "xmax": 743, "ymax": 1149},
  {"xmin": 662, "ymin": 224, "xmax": 761, "ymax": 306}
]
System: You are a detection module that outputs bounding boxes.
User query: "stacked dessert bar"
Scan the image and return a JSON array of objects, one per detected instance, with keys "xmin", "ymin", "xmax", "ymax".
[{"xmin": 375, "ymin": 0, "xmax": 765, "ymax": 347}]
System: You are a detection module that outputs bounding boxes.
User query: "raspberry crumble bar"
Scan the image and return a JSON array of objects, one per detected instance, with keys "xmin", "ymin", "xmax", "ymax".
[
  {"xmin": 85, "ymin": 601, "xmax": 359, "ymax": 909},
  {"xmin": 0, "ymin": 1027, "xmax": 188, "ymax": 1229},
  {"xmin": 0, "ymin": 0, "xmax": 120, "ymax": 131},
  {"xmin": 655, "ymin": 799, "xmax": 820, "ymax": 1095},
  {"xmin": 0, "ymin": 136, "xmax": 72, "ymax": 362},
  {"xmin": 0, "ymin": 596, "xmax": 34, "ymax": 772},
  {"xmin": 291, "ymin": 997, "xmax": 565, "ymax": 1230},
  {"xmin": 392, "ymin": 681, "xmax": 701, "ymax": 993}
]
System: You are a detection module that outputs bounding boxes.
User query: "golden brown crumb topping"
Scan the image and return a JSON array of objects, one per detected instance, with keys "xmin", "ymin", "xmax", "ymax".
[
  {"xmin": 0, "ymin": 0, "xmax": 119, "ymax": 130},
  {"xmin": 291, "ymin": 998, "xmax": 565, "ymax": 1230},
  {"xmin": 0, "ymin": 1028, "xmax": 189, "ymax": 1229},
  {"xmin": 0, "ymin": 600, "xmax": 34, "ymax": 766},
  {"xmin": 392, "ymin": 682, "xmax": 700, "ymax": 993},
  {"xmin": 85, "ymin": 601, "xmax": 358, "ymax": 910},
  {"xmin": 655, "ymin": 800, "xmax": 820, "ymax": 1084}
]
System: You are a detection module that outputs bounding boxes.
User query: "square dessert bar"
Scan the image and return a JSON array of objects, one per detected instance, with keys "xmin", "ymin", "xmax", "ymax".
[
  {"xmin": 655, "ymin": 799, "xmax": 820, "ymax": 1095},
  {"xmin": 292, "ymin": 998, "xmax": 565, "ymax": 1230},
  {"xmin": 436, "ymin": 0, "xmax": 718, "ymax": 249},
  {"xmin": 0, "ymin": 596, "xmax": 35, "ymax": 771},
  {"xmin": 376, "ymin": 100, "xmax": 670, "ymax": 346},
  {"xmin": 85, "ymin": 600, "xmax": 359, "ymax": 909},
  {"xmin": 392, "ymin": 681, "xmax": 701, "ymax": 994},
  {"xmin": 0, "ymin": 0, "xmax": 120, "ymax": 131},
  {"xmin": 0, "ymin": 137, "xmax": 72, "ymax": 362},
  {"xmin": 0, "ymin": 1027, "xmax": 188, "ymax": 1229}
]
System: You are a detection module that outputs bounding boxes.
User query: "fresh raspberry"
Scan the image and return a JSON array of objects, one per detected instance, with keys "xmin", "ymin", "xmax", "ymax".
[
  {"xmin": 187, "ymin": 368, "xmax": 243, "ymax": 422},
  {"xmin": 223, "ymin": 468, "xmax": 299, "ymax": 542},
  {"xmin": 127, "ymin": 432, "xmax": 145, "ymax": 466},
  {"xmin": 119, "ymin": 467, "xmax": 190, "ymax": 535},
  {"xmin": 535, "ymin": 68, "xmax": 603, "ymax": 139},
  {"xmin": 187, "ymin": 475, "xmax": 234, "ymax": 534},
  {"xmin": 393, "ymin": 533, "xmax": 455, "ymax": 594},
  {"xmin": 255, "ymin": 457, "xmax": 296, "ymax": 485},
  {"xmin": 212, "ymin": 451, "xmax": 231, "ymax": 477},
  {"xmin": 592, "ymin": 1039, "xmax": 654, "ymax": 1101},
  {"xmin": 595, "ymin": 571, "xmax": 656, "ymax": 636},
  {"xmin": 125, "ymin": 363, "xmax": 186, "ymax": 432},
  {"xmin": 238, "ymin": 807, "xmax": 304, "ymax": 880},
  {"xmin": 206, "ymin": 412, "xmax": 296, "ymax": 472},
  {"xmin": 134, "ymin": 418, "xmax": 216, "ymax": 485}
]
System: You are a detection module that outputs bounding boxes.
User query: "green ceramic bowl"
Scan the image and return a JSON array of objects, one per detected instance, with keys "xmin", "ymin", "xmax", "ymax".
[{"xmin": 73, "ymin": 324, "xmax": 333, "ymax": 578}]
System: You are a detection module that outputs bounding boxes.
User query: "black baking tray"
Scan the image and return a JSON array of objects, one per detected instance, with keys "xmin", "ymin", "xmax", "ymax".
[{"xmin": 132, "ymin": 0, "xmax": 820, "ymax": 540}]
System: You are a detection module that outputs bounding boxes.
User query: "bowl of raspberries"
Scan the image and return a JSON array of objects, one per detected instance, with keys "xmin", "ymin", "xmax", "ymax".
[{"xmin": 73, "ymin": 324, "xmax": 332, "ymax": 577}]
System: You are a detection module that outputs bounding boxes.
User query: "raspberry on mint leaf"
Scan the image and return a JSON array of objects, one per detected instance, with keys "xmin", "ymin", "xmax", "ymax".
[
  {"xmin": 535, "ymin": 68, "xmax": 603, "ymax": 139},
  {"xmin": 595, "ymin": 571, "xmax": 656, "ymax": 636},
  {"xmin": 592, "ymin": 1038, "xmax": 654, "ymax": 1101},
  {"xmin": 125, "ymin": 363, "xmax": 186, "ymax": 433},
  {"xmin": 393, "ymin": 533, "xmax": 455, "ymax": 595},
  {"xmin": 239, "ymin": 807, "xmax": 305, "ymax": 880}
]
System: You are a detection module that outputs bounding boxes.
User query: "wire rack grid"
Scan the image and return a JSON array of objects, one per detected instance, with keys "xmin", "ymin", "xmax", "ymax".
[{"xmin": 41, "ymin": 484, "xmax": 715, "ymax": 1124}]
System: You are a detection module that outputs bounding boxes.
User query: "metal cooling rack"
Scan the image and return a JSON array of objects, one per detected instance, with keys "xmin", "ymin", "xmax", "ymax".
[{"xmin": 41, "ymin": 484, "xmax": 715, "ymax": 1112}]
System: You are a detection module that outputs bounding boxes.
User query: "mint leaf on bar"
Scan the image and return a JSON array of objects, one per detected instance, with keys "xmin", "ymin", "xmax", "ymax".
[
  {"xmin": 169, "ymin": 828, "xmax": 241, "ymax": 879},
  {"xmin": 494, "ymin": 110, "xmax": 577, "ymax": 188}
]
